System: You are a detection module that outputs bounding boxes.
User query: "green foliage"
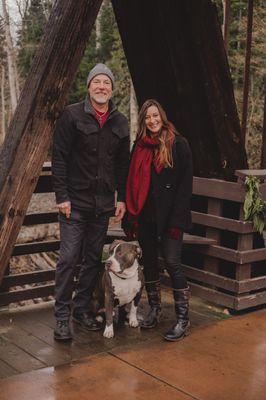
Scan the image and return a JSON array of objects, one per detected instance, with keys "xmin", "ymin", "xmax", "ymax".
[
  {"xmin": 69, "ymin": 0, "xmax": 130, "ymax": 118},
  {"xmin": 244, "ymin": 176, "xmax": 266, "ymax": 233},
  {"xmin": 11, "ymin": 0, "xmax": 265, "ymax": 149},
  {"xmin": 213, "ymin": 1, "xmax": 265, "ymax": 168},
  {"xmin": 106, "ymin": 28, "xmax": 130, "ymax": 118},
  {"xmin": 68, "ymin": 29, "xmax": 99, "ymax": 104},
  {"xmin": 17, "ymin": 0, "xmax": 52, "ymax": 79}
]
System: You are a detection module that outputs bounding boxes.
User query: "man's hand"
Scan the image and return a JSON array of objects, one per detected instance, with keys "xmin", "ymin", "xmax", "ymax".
[
  {"xmin": 57, "ymin": 201, "xmax": 71, "ymax": 218},
  {"xmin": 115, "ymin": 201, "xmax": 126, "ymax": 222}
]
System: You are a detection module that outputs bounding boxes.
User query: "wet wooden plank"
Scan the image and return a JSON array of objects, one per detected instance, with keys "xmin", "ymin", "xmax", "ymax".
[
  {"xmin": 2, "ymin": 326, "xmax": 70, "ymax": 366},
  {"xmin": 14, "ymin": 315, "xmax": 67, "ymax": 348},
  {"xmin": 111, "ymin": 311, "xmax": 266, "ymax": 400},
  {"xmin": 0, "ymin": 352, "xmax": 195, "ymax": 400},
  {"xmin": 0, "ymin": 341, "xmax": 45, "ymax": 372},
  {"xmin": 0, "ymin": 359, "xmax": 18, "ymax": 378},
  {"xmin": 0, "ymin": 291, "xmax": 221, "ymax": 378}
]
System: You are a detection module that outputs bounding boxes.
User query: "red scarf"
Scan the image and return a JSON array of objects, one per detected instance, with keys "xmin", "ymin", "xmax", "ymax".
[{"xmin": 126, "ymin": 136, "xmax": 163, "ymax": 216}]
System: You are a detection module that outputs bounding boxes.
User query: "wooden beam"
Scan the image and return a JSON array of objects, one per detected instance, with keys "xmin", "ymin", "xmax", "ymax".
[
  {"xmin": 0, "ymin": 0, "xmax": 103, "ymax": 284},
  {"xmin": 0, "ymin": 284, "xmax": 55, "ymax": 306},
  {"xmin": 192, "ymin": 211, "xmax": 254, "ymax": 233},
  {"xmin": 23, "ymin": 212, "xmax": 58, "ymax": 226}
]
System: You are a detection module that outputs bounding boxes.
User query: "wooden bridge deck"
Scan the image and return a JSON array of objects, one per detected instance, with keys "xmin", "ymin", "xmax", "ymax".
[{"xmin": 0, "ymin": 289, "xmax": 265, "ymax": 399}]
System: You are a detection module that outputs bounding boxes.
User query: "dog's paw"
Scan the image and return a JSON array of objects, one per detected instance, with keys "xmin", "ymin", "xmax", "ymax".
[
  {"xmin": 103, "ymin": 325, "xmax": 114, "ymax": 338},
  {"xmin": 129, "ymin": 318, "xmax": 139, "ymax": 328}
]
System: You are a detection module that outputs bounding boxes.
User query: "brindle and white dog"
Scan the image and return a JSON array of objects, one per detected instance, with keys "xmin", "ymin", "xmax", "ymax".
[{"xmin": 102, "ymin": 240, "xmax": 144, "ymax": 339}]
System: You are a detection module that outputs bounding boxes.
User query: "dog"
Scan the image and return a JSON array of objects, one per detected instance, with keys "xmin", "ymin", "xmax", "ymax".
[{"xmin": 102, "ymin": 240, "xmax": 144, "ymax": 339}]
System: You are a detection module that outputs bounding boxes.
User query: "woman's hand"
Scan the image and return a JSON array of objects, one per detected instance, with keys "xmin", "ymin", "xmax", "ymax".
[
  {"xmin": 115, "ymin": 201, "xmax": 126, "ymax": 222},
  {"xmin": 57, "ymin": 201, "xmax": 71, "ymax": 218}
]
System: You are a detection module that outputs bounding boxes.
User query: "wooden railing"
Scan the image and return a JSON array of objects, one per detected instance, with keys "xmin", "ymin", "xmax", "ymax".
[
  {"xmin": 168, "ymin": 170, "xmax": 266, "ymax": 310},
  {"xmin": 0, "ymin": 165, "xmax": 265, "ymax": 310}
]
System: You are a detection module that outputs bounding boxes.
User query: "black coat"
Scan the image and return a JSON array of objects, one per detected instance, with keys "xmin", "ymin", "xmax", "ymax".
[
  {"xmin": 146, "ymin": 135, "xmax": 193, "ymax": 237},
  {"xmin": 151, "ymin": 135, "xmax": 193, "ymax": 237},
  {"xmin": 52, "ymin": 98, "xmax": 130, "ymax": 214}
]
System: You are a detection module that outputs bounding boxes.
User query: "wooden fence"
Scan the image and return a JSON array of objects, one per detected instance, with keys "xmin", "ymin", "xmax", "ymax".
[{"xmin": 0, "ymin": 165, "xmax": 265, "ymax": 311}]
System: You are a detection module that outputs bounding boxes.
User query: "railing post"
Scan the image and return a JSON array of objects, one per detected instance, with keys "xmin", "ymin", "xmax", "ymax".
[{"xmin": 205, "ymin": 198, "xmax": 222, "ymax": 274}]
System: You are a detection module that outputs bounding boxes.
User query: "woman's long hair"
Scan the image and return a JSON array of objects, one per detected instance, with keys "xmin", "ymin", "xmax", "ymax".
[{"xmin": 136, "ymin": 99, "xmax": 178, "ymax": 168}]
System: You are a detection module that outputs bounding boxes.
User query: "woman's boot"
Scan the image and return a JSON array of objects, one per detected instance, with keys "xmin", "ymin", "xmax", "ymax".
[
  {"xmin": 164, "ymin": 286, "xmax": 190, "ymax": 341},
  {"xmin": 140, "ymin": 280, "xmax": 161, "ymax": 329}
]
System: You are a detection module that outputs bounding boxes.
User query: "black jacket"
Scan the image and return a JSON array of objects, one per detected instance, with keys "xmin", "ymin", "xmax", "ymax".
[
  {"xmin": 144, "ymin": 135, "xmax": 193, "ymax": 237},
  {"xmin": 52, "ymin": 98, "xmax": 130, "ymax": 214}
]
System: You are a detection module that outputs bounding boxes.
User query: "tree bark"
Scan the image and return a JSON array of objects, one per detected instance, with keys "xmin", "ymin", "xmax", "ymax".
[
  {"xmin": 130, "ymin": 79, "xmax": 138, "ymax": 145},
  {"xmin": 261, "ymin": 89, "xmax": 266, "ymax": 169},
  {"xmin": 222, "ymin": 0, "xmax": 231, "ymax": 52},
  {"xmin": 112, "ymin": 0, "xmax": 247, "ymax": 179},
  {"xmin": 241, "ymin": 0, "xmax": 254, "ymax": 146},
  {"xmin": 0, "ymin": 0, "xmax": 103, "ymax": 283},
  {"xmin": 0, "ymin": 65, "xmax": 5, "ymax": 145},
  {"xmin": 2, "ymin": 0, "xmax": 20, "ymax": 114},
  {"xmin": 95, "ymin": 0, "xmax": 104, "ymax": 49}
]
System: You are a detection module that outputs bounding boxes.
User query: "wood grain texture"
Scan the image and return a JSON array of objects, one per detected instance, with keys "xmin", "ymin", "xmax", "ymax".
[{"xmin": 0, "ymin": 0, "xmax": 103, "ymax": 283}]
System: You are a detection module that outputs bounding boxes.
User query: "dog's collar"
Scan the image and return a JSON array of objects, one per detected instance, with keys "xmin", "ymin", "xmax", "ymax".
[
  {"xmin": 110, "ymin": 271, "xmax": 127, "ymax": 280},
  {"xmin": 110, "ymin": 267, "xmax": 139, "ymax": 280}
]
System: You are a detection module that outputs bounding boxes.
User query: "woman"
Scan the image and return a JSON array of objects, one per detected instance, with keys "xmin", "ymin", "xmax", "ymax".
[{"xmin": 125, "ymin": 99, "xmax": 193, "ymax": 341}]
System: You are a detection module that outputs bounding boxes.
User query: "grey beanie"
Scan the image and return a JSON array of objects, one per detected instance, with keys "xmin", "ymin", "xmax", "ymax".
[{"xmin": 87, "ymin": 63, "xmax": 114, "ymax": 87}]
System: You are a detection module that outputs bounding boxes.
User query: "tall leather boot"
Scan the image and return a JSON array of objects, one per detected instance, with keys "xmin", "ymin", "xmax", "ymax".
[
  {"xmin": 140, "ymin": 280, "xmax": 161, "ymax": 329},
  {"xmin": 164, "ymin": 286, "xmax": 190, "ymax": 341}
]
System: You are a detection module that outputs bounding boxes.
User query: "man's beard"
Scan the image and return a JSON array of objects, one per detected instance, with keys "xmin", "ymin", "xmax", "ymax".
[{"xmin": 91, "ymin": 94, "xmax": 110, "ymax": 105}]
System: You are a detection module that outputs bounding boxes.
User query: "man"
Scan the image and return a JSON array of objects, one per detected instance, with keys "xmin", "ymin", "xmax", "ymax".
[{"xmin": 52, "ymin": 63, "xmax": 130, "ymax": 341}]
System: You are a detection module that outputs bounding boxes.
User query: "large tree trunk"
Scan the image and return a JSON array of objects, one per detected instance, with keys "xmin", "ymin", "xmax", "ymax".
[
  {"xmin": 0, "ymin": 0, "xmax": 103, "ymax": 283},
  {"xmin": 0, "ymin": 65, "xmax": 5, "ymax": 145},
  {"xmin": 130, "ymin": 80, "xmax": 138, "ymax": 145},
  {"xmin": 112, "ymin": 0, "xmax": 248, "ymax": 179},
  {"xmin": 261, "ymin": 90, "xmax": 266, "ymax": 169},
  {"xmin": 2, "ymin": 0, "xmax": 20, "ymax": 114}
]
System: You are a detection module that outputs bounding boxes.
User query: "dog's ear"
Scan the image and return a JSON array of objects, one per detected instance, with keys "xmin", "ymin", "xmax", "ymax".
[
  {"xmin": 135, "ymin": 244, "xmax": 142, "ymax": 259},
  {"xmin": 109, "ymin": 239, "xmax": 124, "ymax": 254}
]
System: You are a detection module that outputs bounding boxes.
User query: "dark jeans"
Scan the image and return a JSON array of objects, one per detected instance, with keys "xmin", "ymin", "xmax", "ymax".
[
  {"xmin": 138, "ymin": 220, "xmax": 187, "ymax": 290},
  {"xmin": 54, "ymin": 208, "xmax": 109, "ymax": 321}
]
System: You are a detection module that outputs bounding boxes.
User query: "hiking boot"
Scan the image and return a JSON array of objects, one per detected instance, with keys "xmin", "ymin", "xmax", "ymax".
[{"xmin": 54, "ymin": 320, "xmax": 72, "ymax": 341}]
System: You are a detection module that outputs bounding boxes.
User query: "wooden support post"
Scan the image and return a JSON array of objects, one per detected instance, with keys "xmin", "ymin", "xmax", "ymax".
[
  {"xmin": 235, "ymin": 177, "xmax": 252, "ymax": 285},
  {"xmin": 0, "ymin": 263, "xmax": 10, "ymax": 309},
  {"xmin": 205, "ymin": 198, "xmax": 222, "ymax": 274},
  {"xmin": 0, "ymin": 0, "xmax": 103, "ymax": 284}
]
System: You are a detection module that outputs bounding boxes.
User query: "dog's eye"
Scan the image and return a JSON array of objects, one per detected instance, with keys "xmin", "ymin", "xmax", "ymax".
[{"xmin": 116, "ymin": 251, "xmax": 122, "ymax": 257}]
